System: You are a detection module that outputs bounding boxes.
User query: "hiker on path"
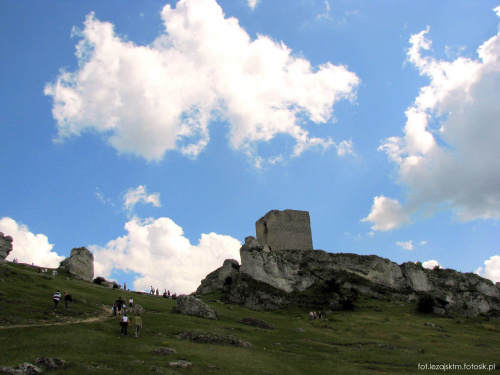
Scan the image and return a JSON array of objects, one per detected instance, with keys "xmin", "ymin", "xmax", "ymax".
[
  {"xmin": 120, "ymin": 314, "xmax": 129, "ymax": 336},
  {"xmin": 132, "ymin": 313, "xmax": 142, "ymax": 339},
  {"xmin": 115, "ymin": 298, "xmax": 123, "ymax": 315},
  {"xmin": 129, "ymin": 298, "xmax": 133, "ymax": 308},
  {"xmin": 53, "ymin": 290, "xmax": 61, "ymax": 309},
  {"xmin": 64, "ymin": 291, "xmax": 72, "ymax": 311}
]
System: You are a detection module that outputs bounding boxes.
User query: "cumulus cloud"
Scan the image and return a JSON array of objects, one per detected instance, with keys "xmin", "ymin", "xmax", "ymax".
[
  {"xmin": 422, "ymin": 259, "xmax": 440, "ymax": 269},
  {"xmin": 123, "ymin": 185, "xmax": 161, "ymax": 211},
  {"xmin": 0, "ymin": 218, "xmax": 65, "ymax": 268},
  {"xmin": 91, "ymin": 216, "xmax": 241, "ymax": 294},
  {"xmin": 476, "ymin": 255, "xmax": 500, "ymax": 283},
  {"xmin": 361, "ymin": 195, "xmax": 411, "ymax": 231},
  {"xmin": 363, "ymin": 12, "xmax": 500, "ymax": 230},
  {"xmin": 247, "ymin": 0, "xmax": 259, "ymax": 9},
  {"xmin": 396, "ymin": 240, "xmax": 413, "ymax": 250},
  {"xmin": 44, "ymin": 0, "xmax": 359, "ymax": 166}
]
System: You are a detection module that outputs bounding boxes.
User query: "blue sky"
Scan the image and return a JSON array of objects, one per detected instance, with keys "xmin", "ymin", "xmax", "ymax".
[{"xmin": 1, "ymin": 0, "xmax": 499, "ymax": 294}]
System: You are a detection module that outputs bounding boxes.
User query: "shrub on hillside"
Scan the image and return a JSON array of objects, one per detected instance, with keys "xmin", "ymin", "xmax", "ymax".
[{"xmin": 93, "ymin": 276, "xmax": 106, "ymax": 285}]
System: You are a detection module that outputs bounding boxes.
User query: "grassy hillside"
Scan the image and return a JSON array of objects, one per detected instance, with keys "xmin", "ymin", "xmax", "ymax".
[{"xmin": 0, "ymin": 262, "xmax": 499, "ymax": 374}]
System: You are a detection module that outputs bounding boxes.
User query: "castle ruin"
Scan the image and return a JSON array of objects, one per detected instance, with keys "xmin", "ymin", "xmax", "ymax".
[{"xmin": 255, "ymin": 209, "xmax": 313, "ymax": 251}]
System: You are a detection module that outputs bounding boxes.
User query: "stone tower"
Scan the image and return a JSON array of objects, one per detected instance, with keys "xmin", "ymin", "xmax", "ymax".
[{"xmin": 255, "ymin": 209, "xmax": 313, "ymax": 251}]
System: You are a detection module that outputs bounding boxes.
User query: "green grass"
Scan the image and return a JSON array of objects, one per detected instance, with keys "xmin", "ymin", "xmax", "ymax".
[{"xmin": 0, "ymin": 262, "xmax": 499, "ymax": 374}]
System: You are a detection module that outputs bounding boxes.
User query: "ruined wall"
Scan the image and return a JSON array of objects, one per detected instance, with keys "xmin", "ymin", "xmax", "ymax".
[{"xmin": 255, "ymin": 210, "xmax": 313, "ymax": 251}]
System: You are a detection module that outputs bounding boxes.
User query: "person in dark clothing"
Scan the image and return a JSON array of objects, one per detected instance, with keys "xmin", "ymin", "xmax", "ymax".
[
  {"xmin": 115, "ymin": 298, "xmax": 123, "ymax": 315},
  {"xmin": 64, "ymin": 291, "xmax": 72, "ymax": 311}
]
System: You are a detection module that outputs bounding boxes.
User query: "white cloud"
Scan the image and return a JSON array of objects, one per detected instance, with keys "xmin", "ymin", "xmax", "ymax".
[
  {"xmin": 317, "ymin": 1, "xmax": 331, "ymax": 20},
  {"xmin": 92, "ymin": 216, "xmax": 241, "ymax": 294},
  {"xmin": 396, "ymin": 240, "xmax": 413, "ymax": 250},
  {"xmin": 0, "ymin": 218, "xmax": 65, "ymax": 268},
  {"xmin": 247, "ymin": 0, "xmax": 259, "ymax": 10},
  {"xmin": 476, "ymin": 255, "xmax": 500, "ymax": 283},
  {"xmin": 361, "ymin": 195, "xmax": 411, "ymax": 231},
  {"xmin": 419, "ymin": 241, "xmax": 427, "ymax": 246},
  {"xmin": 44, "ymin": 0, "xmax": 359, "ymax": 166},
  {"xmin": 422, "ymin": 259, "xmax": 440, "ymax": 269},
  {"xmin": 364, "ymin": 13, "xmax": 500, "ymax": 230},
  {"xmin": 123, "ymin": 185, "xmax": 161, "ymax": 211}
]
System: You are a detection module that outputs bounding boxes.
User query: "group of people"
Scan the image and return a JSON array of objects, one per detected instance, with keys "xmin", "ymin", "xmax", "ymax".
[
  {"xmin": 309, "ymin": 311, "xmax": 322, "ymax": 320},
  {"xmin": 51, "ymin": 291, "xmax": 143, "ymax": 338},
  {"xmin": 119, "ymin": 313, "xmax": 143, "ymax": 338},
  {"xmin": 53, "ymin": 290, "xmax": 72, "ymax": 310},
  {"xmin": 112, "ymin": 297, "xmax": 134, "ymax": 316}
]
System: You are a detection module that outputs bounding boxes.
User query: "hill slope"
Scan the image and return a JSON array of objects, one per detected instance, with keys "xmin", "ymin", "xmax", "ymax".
[{"xmin": 0, "ymin": 262, "xmax": 499, "ymax": 374}]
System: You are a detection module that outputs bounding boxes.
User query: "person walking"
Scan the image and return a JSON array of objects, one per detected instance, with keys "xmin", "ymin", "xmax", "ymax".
[
  {"xmin": 132, "ymin": 313, "xmax": 142, "ymax": 339},
  {"xmin": 129, "ymin": 297, "xmax": 133, "ymax": 308},
  {"xmin": 53, "ymin": 290, "xmax": 61, "ymax": 309},
  {"xmin": 120, "ymin": 314, "xmax": 129, "ymax": 336},
  {"xmin": 64, "ymin": 291, "xmax": 72, "ymax": 311}
]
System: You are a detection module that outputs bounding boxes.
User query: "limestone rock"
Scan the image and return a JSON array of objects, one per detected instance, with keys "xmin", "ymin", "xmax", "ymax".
[
  {"xmin": 0, "ymin": 233, "xmax": 13, "ymax": 260},
  {"xmin": 34, "ymin": 357, "xmax": 66, "ymax": 371},
  {"xmin": 178, "ymin": 331, "xmax": 251, "ymax": 347},
  {"xmin": 59, "ymin": 247, "xmax": 94, "ymax": 282},
  {"xmin": 256, "ymin": 210, "xmax": 313, "ymax": 251},
  {"xmin": 196, "ymin": 210, "xmax": 500, "ymax": 317},
  {"xmin": 240, "ymin": 317, "xmax": 275, "ymax": 329},
  {"xmin": 196, "ymin": 259, "xmax": 240, "ymax": 295},
  {"xmin": 0, "ymin": 363, "xmax": 42, "ymax": 375},
  {"xmin": 152, "ymin": 347, "xmax": 177, "ymax": 356},
  {"xmin": 131, "ymin": 304, "xmax": 146, "ymax": 314},
  {"xmin": 175, "ymin": 295, "xmax": 219, "ymax": 320}
]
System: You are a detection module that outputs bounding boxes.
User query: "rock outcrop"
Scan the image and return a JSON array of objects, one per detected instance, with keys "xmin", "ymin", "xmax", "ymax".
[
  {"xmin": 196, "ymin": 210, "xmax": 500, "ymax": 317},
  {"xmin": 0, "ymin": 233, "xmax": 13, "ymax": 260},
  {"xmin": 175, "ymin": 295, "xmax": 219, "ymax": 320},
  {"xmin": 59, "ymin": 247, "xmax": 94, "ymax": 282}
]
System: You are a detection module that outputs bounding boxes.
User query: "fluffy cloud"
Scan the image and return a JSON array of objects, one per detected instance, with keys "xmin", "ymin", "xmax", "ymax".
[
  {"xmin": 92, "ymin": 216, "xmax": 241, "ymax": 294},
  {"xmin": 361, "ymin": 196, "xmax": 411, "ymax": 231},
  {"xmin": 422, "ymin": 259, "xmax": 440, "ymax": 269},
  {"xmin": 396, "ymin": 240, "xmax": 413, "ymax": 250},
  {"xmin": 247, "ymin": 0, "xmax": 259, "ymax": 9},
  {"xmin": 44, "ymin": 0, "xmax": 359, "ymax": 166},
  {"xmin": 0, "ymin": 218, "xmax": 65, "ymax": 268},
  {"xmin": 123, "ymin": 185, "xmax": 161, "ymax": 211},
  {"xmin": 476, "ymin": 255, "xmax": 500, "ymax": 283},
  {"xmin": 363, "ymin": 13, "xmax": 500, "ymax": 230}
]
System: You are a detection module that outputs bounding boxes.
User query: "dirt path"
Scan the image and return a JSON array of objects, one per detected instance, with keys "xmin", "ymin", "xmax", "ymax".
[{"xmin": 0, "ymin": 306, "xmax": 114, "ymax": 330}]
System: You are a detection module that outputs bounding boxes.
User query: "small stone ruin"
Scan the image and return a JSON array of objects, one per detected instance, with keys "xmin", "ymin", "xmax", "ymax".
[{"xmin": 255, "ymin": 209, "xmax": 313, "ymax": 251}]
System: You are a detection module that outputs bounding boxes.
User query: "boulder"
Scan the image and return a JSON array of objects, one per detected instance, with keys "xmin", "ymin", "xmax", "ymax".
[
  {"xmin": 131, "ymin": 304, "xmax": 146, "ymax": 314},
  {"xmin": 240, "ymin": 317, "xmax": 275, "ymax": 329},
  {"xmin": 0, "ymin": 233, "xmax": 13, "ymax": 260},
  {"xmin": 152, "ymin": 347, "xmax": 177, "ymax": 356},
  {"xmin": 34, "ymin": 357, "xmax": 66, "ymax": 371},
  {"xmin": 196, "ymin": 259, "xmax": 240, "ymax": 295},
  {"xmin": 59, "ymin": 247, "xmax": 94, "ymax": 282},
  {"xmin": 0, "ymin": 363, "xmax": 42, "ymax": 375},
  {"xmin": 175, "ymin": 295, "xmax": 219, "ymax": 320}
]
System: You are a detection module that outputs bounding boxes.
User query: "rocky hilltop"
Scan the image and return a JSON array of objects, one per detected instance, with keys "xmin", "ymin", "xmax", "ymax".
[
  {"xmin": 0, "ymin": 233, "xmax": 13, "ymax": 261},
  {"xmin": 197, "ymin": 210, "xmax": 500, "ymax": 317}
]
